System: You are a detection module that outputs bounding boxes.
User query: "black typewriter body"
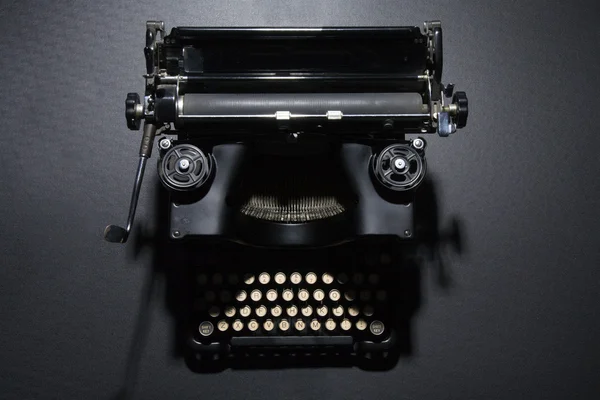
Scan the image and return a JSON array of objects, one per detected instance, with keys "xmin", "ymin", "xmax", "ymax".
[{"xmin": 106, "ymin": 21, "xmax": 468, "ymax": 370}]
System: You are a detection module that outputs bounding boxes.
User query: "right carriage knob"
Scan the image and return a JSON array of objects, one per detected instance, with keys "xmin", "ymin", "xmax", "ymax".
[{"xmin": 452, "ymin": 91, "xmax": 469, "ymax": 128}]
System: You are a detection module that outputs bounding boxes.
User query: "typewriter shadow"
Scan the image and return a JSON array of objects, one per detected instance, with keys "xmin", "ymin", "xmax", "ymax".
[{"xmin": 113, "ymin": 175, "xmax": 464, "ymax": 397}]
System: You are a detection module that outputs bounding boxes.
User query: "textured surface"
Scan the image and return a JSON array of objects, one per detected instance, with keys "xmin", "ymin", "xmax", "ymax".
[{"xmin": 1, "ymin": 1, "xmax": 600, "ymax": 399}]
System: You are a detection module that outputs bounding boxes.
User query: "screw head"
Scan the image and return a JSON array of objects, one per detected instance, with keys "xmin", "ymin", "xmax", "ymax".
[
  {"xmin": 178, "ymin": 159, "xmax": 190, "ymax": 171},
  {"xmin": 159, "ymin": 138, "xmax": 171, "ymax": 150},
  {"xmin": 394, "ymin": 158, "xmax": 406, "ymax": 170},
  {"xmin": 172, "ymin": 230, "xmax": 181, "ymax": 238},
  {"xmin": 404, "ymin": 229, "xmax": 412, "ymax": 237},
  {"xmin": 412, "ymin": 138, "xmax": 425, "ymax": 149}
]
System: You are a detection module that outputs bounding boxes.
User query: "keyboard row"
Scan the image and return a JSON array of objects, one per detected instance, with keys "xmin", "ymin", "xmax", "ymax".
[
  {"xmin": 196, "ymin": 289, "xmax": 388, "ymax": 304},
  {"xmin": 198, "ymin": 318, "xmax": 386, "ymax": 336},
  {"xmin": 197, "ymin": 272, "xmax": 381, "ymax": 286},
  {"xmin": 201, "ymin": 303, "xmax": 379, "ymax": 319}
]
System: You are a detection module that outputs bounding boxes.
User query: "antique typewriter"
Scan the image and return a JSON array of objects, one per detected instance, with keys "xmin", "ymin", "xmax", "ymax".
[{"xmin": 105, "ymin": 20, "xmax": 468, "ymax": 370}]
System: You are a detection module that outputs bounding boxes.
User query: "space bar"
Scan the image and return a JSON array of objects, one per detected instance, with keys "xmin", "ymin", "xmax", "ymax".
[{"xmin": 231, "ymin": 336, "xmax": 353, "ymax": 347}]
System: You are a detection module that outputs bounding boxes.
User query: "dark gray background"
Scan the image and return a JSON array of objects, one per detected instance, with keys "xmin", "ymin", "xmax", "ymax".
[{"xmin": 1, "ymin": 0, "xmax": 599, "ymax": 399}]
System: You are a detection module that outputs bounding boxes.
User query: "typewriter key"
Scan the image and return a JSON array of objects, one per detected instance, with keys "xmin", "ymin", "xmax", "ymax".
[
  {"xmin": 248, "ymin": 319, "xmax": 259, "ymax": 332},
  {"xmin": 290, "ymin": 272, "xmax": 302, "ymax": 284},
  {"xmin": 313, "ymin": 289, "xmax": 325, "ymax": 301},
  {"xmin": 329, "ymin": 289, "xmax": 341, "ymax": 301},
  {"xmin": 360, "ymin": 290, "xmax": 372, "ymax": 301},
  {"xmin": 279, "ymin": 319, "xmax": 290, "ymax": 331},
  {"xmin": 282, "ymin": 289, "xmax": 294, "ymax": 301},
  {"xmin": 376, "ymin": 290, "xmax": 387, "ymax": 302},
  {"xmin": 301, "ymin": 305, "xmax": 313, "ymax": 317},
  {"xmin": 263, "ymin": 319, "xmax": 274, "ymax": 331},
  {"xmin": 348, "ymin": 305, "xmax": 359, "ymax": 317},
  {"xmin": 258, "ymin": 272, "xmax": 270, "ymax": 284},
  {"xmin": 298, "ymin": 289, "xmax": 310, "ymax": 302},
  {"xmin": 344, "ymin": 290, "xmax": 356, "ymax": 302},
  {"xmin": 353, "ymin": 273, "xmax": 365, "ymax": 285},
  {"xmin": 363, "ymin": 305, "xmax": 374, "ymax": 317},
  {"xmin": 208, "ymin": 306, "xmax": 220, "ymax": 318},
  {"xmin": 325, "ymin": 319, "xmax": 336, "ymax": 331},
  {"xmin": 310, "ymin": 319, "xmax": 321, "ymax": 331},
  {"xmin": 274, "ymin": 272, "xmax": 286, "ymax": 284},
  {"xmin": 256, "ymin": 305, "xmax": 267, "ymax": 317},
  {"xmin": 243, "ymin": 274, "xmax": 255, "ymax": 285},
  {"xmin": 271, "ymin": 305, "xmax": 282, "ymax": 317},
  {"xmin": 224, "ymin": 306, "xmax": 236, "ymax": 317},
  {"xmin": 337, "ymin": 273, "xmax": 349, "ymax": 284},
  {"xmin": 341, "ymin": 319, "xmax": 352, "ymax": 331},
  {"xmin": 369, "ymin": 321, "xmax": 385, "ymax": 336},
  {"xmin": 317, "ymin": 305, "xmax": 328, "ymax": 317},
  {"xmin": 233, "ymin": 320, "xmax": 244, "ymax": 332},
  {"xmin": 266, "ymin": 289, "xmax": 278, "ymax": 302},
  {"xmin": 295, "ymin": 319, "xmax": 306, "ymax": 331},
  {"xmin": 287, "ymin": 305, "xmax": 298, "ymax": 317},
  {"xmin": 217, "ymin": 320, "xmax": 229, "ymax": 332},
  {"xmin": 305, "ymin": 272, "xmax": 317, "ymax": 285},
  {"xmin": 199, "ymin": 321, "xmax": 214, "ymax": 336},
  {"xmin": 332, "ymin": 305, "xmax": 344, "ymax": 317},
  {"xmin": 250, "ymin": 289, "xmax": 262, "ymax": 302},
  {"xmin": 240, "ymin": 306, "xmax": 251, "ymax": 318},
  {"xmin": 205, "ymin": 291, "xmax": 216, "ymax": 302},
  {"xmin": 220, "ymin": 291, "xmax": 232, "ymax": 303},
  {"xmin": 322, "ymin": 273, "xmax": 334, "ymax": 284},
  {"xmin": 227, "ymin": 274, "xmax": 239, "ymax": 285},
  {"xmin": 212, "ymin": 273, "xmax": 223, "ymax": 285},
  {"xmin": 235, "ymin": 290, "xmax": 247, "ymax": 302},
  {"xmin": 197, "ymin": 274, "xmax": 208, "ymax": 285},
  {"xmin": 356, "ymin": 319, "xmax": 367, "ymax": 331}
]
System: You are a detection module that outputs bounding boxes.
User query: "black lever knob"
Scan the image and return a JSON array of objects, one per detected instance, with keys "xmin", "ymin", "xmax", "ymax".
[
  {"xmin": 452, "ymin": 91, "xmax": 468, "ymax": 128},
  {"xmin": 125, "ymin": 93, "xmax": 142, "ymax": 131}
]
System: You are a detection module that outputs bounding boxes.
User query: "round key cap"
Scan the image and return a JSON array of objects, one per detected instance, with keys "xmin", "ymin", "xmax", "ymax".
[
  {"xmin": 348, "ymin": 305, "xmax": 359, "ymax": 317},
  {"xmin": 290, "ymin": 272, "xmax": 302, "ymax": 284},
  {"xmin": 316, "ymin": 305, "xmax": 328, "ymax": 317},
  {"xmin": 199, "ymin": 321, "xmax": 214, "ymax": 336},
  {"xmin": 332, "ymin": 305, "xmax": 344, "ymax": 317},
  {"xmin": 271, "ymin": 305, "xmax": 282, "ymax": 317},
  {"xmin": 282, "ymin": 289, "xmax": 294, "ymax": 301},
  {"xmin": 258, "ymin": 272, "xmax": 270, "ymax": 284},
  {"xmin": 356, "ymin": 319, "xmax": 367, "ymax": 331},
  {"xmin": 232, "ymin": 319, "xmax": 244, "ymax": 332},
  {"xmin": 287, "ymin": 305, "xmax": 298, "ymax": 317},
  {"xmin": 370, "ymin": 320, "xmax": 385, "ymax": 335},
  {"xmin": 298, "ymin": 289, "xmax": 310, "ymax": 302},
  {"xmin": 363, "ymin": 305, "xmax": 374, "ymax": 317},
  {"xmin": 305, "ymin": 272, "xmax": 317, "ymax": 284},
  {"xmin": 313, "ymin": 289, "xmax": 325, "ymax": 301},
  {"xmin": 227, "ymin": 273, "xmax": 239, "ymax": 285},
  {"xmin": 197, "ymin": 274, "xmax": 208, "ymax": 285},
  {"xmin": 250, "ymin": 289, "xmax": 262, "ymax": 302},
  {"xmin": 266, "ymin": 289, "xmax": 278, "ymax": 302},
  {"xmin": 256, "ymin": 305, "xmax": 267, "ymax": 317},
  {"xmin": 208, "ymin": 306, "xmax": 220, "ymax": 318},
  {"xmin": 240, "ymin": 306, "xmax": 251, "ymax": 317},
  {"xmin": 279, "ymin": 319, "xmax": 290, "ymax": 331},
  {"xmin": 248, "ymin": 319, "xmax": 259, "ymax": 331},
  {"xmin": 376, "ymin": 290, "xmax": 387, "ymax": 301},
  {"xmin": 263, "ymin": 319, "xmax": 275, "ymax": 331},
  {"xmin": 217, "ymin": 320, "xmax": 229, "ymax": 332},
  {"xmin": 368, "ymin": 273, "xmax": 380, "ymax": 284},
  {"xmin": 301, "ymin": 305, "xmax": 313, "ymax": 317},
  {"xmin": 224, "ymin": 306, "xmax": 236, "ymax": 317},
  {"xmin": 344, "ymin": 290, "xmax": 356, "ymax": 301},
  {"xmin": 353, "ymin": 273, "xmax": 364, "ymax": 285},
  {"xmin": 220, "ymin": 291, "xmax": 232, "ymax": 303},
  {"xmin": 310, "ymin": 319, "xmax": 321, "ymax": 331},
  {"xmin": 212, "ymin": 273, "xmax": 223, "ymax": 285},
  {"xmin": 243, "ymin": 273, "xmax": 255, "ymax": 285},
  {"xmin": 329, "ymin": 289, "xmax": 341, "ymax": 301},
  {"xmin": 274, "ymin": 272, "xmax": 286, "ymax": 284},
  {"xmin": 337, "ymin": 273, "xmax": 349, "ymax": 284},
  {"xmin": 325, "ymin": 319, "xmax": 336, "ymax": 331},
  {"xmin": 360, "ymin": 290, "xmax": 372, "ymax": 301},
  {"xmin": 204, "ymin": 291, "xmax": 216, "ymax": 302},
  {"xmin": 235, "ymin": 290, "xmax": 247, "ymax": 302},
  {"xmin": 340, "ymin": 319, "xmax": 352, "ymax": 331},
  {"xmin": 295, "ymin": 319, "xmax": 306, "ymax": 331},
  {"xmin": 322, "ymin": 273, "xmax": 334, "ymax": 284}
]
